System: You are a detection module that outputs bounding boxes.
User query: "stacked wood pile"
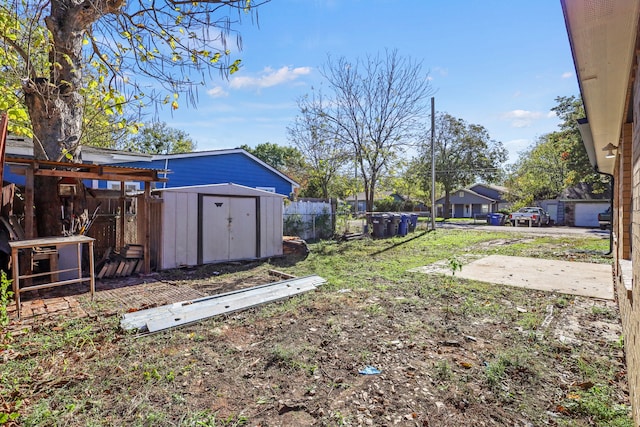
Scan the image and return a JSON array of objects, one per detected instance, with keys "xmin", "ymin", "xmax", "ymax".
[
  {"xmin": 338, "ymin": 232, "xmax": 366, "ymax": 242},
  {"xmin": 96, "ymin": 244, "xmax": 144, "ymax": 279}
]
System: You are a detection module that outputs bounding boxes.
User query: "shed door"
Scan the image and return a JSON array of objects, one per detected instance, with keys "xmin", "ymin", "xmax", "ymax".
[{"xmin": 201, "ymin": 196, "xmax": 257, "ymax": 263}]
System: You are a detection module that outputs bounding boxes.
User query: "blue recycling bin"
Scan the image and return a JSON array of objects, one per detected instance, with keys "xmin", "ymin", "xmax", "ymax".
[
  {"xmin": 488, "ymin": 213, "xmax": 504, "ymax": 226},
  {"xmin": 398, "ymin": 214, "xmax": 409, "ymax": 236},
  {"xmin": 409, "ymin": 214, "xmax": 419, "ymax": 231}
]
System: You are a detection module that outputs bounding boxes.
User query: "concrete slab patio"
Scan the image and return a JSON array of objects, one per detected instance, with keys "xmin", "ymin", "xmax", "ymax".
[{"xmin": 413, "ymin": 255, "xmax": 614, "ymax": 300}]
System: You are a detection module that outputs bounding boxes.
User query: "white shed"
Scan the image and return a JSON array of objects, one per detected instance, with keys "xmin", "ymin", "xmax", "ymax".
[{"xmin": 156, "ymin": 183, "xmax": 284, "ymax": 269}]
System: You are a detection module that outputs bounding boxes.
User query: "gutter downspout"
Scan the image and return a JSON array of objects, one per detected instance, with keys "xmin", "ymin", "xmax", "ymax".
[
  {"xmin": 600, "ymin": 172, "xmax": 614, "ymax": 256},
  {"xmin": 577, "ymin": 118, "xmax": 614, "ymax": 255}
]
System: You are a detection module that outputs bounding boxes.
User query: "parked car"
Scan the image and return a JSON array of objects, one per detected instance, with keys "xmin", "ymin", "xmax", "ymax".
[
  {"xmin": 509, "ymin": 207, "xmax": 551, "ymax": 227},
  {"xmin": 598, "ymin": 207, "xmax": 612, "ymax": 230}
]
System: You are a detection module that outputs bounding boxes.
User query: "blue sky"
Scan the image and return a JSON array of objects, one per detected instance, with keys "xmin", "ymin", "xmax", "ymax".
[{"xmin": 156, "ymin": 0, "xmax": 579, "ymax": 165}]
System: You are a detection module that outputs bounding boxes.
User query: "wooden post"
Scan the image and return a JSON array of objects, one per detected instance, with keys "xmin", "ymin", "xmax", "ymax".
[
  {"xmin": 141, "ymin": 182, "xmax": 151, "ymax": 274},
  {"xmin": 24, "ymin": 167, "xmax": 34, "ymax": 238},
  {"xmin": 119, "ymin": 185, "xmax": 125, "ymax": 249}
]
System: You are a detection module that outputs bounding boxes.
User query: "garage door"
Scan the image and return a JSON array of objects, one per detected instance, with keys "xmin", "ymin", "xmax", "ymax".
[{"xmin": 574, "ymin": 203, "xmax": 609, "ymax": 227}]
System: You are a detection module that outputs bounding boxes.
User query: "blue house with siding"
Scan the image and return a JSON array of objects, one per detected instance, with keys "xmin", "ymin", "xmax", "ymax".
[
  {"xmin": 99, "ymin": 149, "xmax": 299, "ymax": 197},
  {"xmin": 3, "ymin": 137, "xmax": 298, "ymax": 197}
]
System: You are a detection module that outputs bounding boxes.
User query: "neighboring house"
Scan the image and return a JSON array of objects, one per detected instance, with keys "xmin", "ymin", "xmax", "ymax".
[
  {"xmin": 562, "ymin": 1, "xmax": 639, "ymax": 422},
  {"xmin": 4, "ymin": 136, "xmax": 299, "ymax": 197},
  {"xmin": 3, "ymin": 135, "xmax": 154, "ymax": 186},
  {"xmin": 104, "ymin": 149, "xmax": 299, "ymax": 197},
  {"xmin": 434, "ymin": 186, "xmax": 503, "ymax": 218},
  {"xmin": 469, "ymin": 184, "xmax": 512, "ymax": 211},
  {"xmin": 344, "ymin": 191, "xmax": 406, "ymax": 213},
  {"xmin": 538, "ymin": 183, "xmax": 610, "ymax": 227}
]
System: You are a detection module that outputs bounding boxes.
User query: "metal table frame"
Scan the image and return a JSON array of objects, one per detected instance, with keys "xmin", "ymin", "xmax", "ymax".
[{"xmin": 10, "ymin": 235, "xmax": 95, "ymax": 318}]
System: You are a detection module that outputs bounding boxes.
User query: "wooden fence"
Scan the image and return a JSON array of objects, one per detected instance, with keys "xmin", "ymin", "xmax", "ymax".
[{"xmin": 284, "ymin": 199, "xmax": 336, "ymax": 240}]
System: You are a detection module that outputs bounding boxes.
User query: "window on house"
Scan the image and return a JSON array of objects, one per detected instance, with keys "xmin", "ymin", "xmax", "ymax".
[
  {"xmin": 107, "ymin": 181, "xmax": 141, "ymax": 192},
  {"xmin": 256, "ymin": 187, "xmax": 276, "ymax": 193},
  {"xmin": 459, "ymin": 191, "xmax": 464, "ymax": 198}
]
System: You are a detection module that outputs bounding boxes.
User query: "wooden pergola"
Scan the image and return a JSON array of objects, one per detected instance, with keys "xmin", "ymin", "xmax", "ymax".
[{"xmin": 5, "ymin": 156, "xmax": 167, "ymax": 274}]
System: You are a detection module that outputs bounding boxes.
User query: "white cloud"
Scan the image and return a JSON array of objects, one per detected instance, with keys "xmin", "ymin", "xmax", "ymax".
[
  {"xmin": 561, "ymin": 71, "xmax": 573, "ymax": 79},
  {"xmin": 206, "ymin": 86, "xmax": 228, "ymax": 98},
  {"xmin": 432, "ymin": 66, "xmax": 448, "ymax": 77},
  {"xmin": 504, "ymin": 138, "xmax": 533, "ymax": 164},
  {"xmin": 229, "ymin": 66, "xmax": 312, "ymax": 89},
  {"xmin": 502, "ymin": 109, "xmax": 544, "ymax": 128}
]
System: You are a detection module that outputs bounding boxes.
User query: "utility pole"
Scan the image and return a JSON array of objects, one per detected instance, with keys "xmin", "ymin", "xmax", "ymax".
[{"xmin": 430, "ymin": 97, "xmax": 436, "ymax": 231}]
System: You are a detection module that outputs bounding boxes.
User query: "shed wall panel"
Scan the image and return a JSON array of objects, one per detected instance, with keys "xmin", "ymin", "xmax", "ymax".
[
  {"xmin": 262, "ymin": 197, "xmax": 283, "ymax": 257},
  {"xmin": 186, "ymin": 193, "xmax": 199, "ymax": 264},
  {"xmin": 174, "ymin": 192, "xmax": 190, "ymax": 267},
  {"xmin": 161, "ymin": 192, "xmax": 177, "ymax": 269}
]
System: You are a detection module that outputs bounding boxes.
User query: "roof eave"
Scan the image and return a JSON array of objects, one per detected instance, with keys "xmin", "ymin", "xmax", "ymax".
[{"xmin": 561, "ymin": 0, "xmax": 640, "ymax": 175}]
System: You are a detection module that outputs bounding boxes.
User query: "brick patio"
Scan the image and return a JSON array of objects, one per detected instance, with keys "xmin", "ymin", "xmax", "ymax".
[{"xmin": 5, "ymin": 276, "xmax": 207, "ymax": 333}]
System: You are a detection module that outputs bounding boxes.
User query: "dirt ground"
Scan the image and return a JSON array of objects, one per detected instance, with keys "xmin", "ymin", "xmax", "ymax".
[{"xmin": 1, "ymin": 232, "xmax": 629, "ymax": 426}]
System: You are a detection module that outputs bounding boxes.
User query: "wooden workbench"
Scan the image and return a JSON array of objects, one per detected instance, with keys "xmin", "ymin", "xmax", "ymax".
[{"xmin": 10, "ymin": 235, "xmax": 95, "ymax": 318}]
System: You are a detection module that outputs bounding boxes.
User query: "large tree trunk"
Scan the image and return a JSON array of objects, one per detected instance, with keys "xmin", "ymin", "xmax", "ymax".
[
  {"xmin": 22, "ymin": 0, "xmax": 109, "ymax": 237},
  {"xmin": 365, "ymin": 182, "xmax": 374, "ymax": 213},
  {"xmin": 23, "ymin": 71, "xmax": 85, "ymax": 239}
]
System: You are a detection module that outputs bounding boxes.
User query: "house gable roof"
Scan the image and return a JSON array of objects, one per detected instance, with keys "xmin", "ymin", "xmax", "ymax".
[
  {"xmin": 150, "ymin": 149, "xmax": 299, "ymax": 188},
  {"xmin": 6, "ymin": 135, "xmax": 153, "ymax": 163},
  {"xmin": 435, "ymin": 188, "xmax": 496, "ymax": 205}
]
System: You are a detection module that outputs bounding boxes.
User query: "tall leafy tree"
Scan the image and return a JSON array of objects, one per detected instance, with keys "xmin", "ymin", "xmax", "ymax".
[
  {"xmin": 239, "ymin": 142, "xmax": 305, "ymax": 184},
  {"xmin": 0, "ymin": 0, "xmax": 266, "ymax": 236},
  {"xmin": 287, "ymin": 92, "xmax": 351, "ymax": 199},
  {"xmin": 550, "ymin": 95, "xmax": 599, "ymax": 184},
  {"xmin": 311, "ymin": 49, "xmax": 434, "ymax": 212},
  {"xmin": 122, "ymin": 121, "xmax": 195, "ymax": 154},
  {"xmin": 418, "ymin": 113, "xmax": 507, "ymax": 218},
  {"xmin": 505, "ymin": 95, "xmax": 604, "ymax": 205},
  {"xmin": 505, "ymin": 134, "xmax": 568, "ymax": 205}
]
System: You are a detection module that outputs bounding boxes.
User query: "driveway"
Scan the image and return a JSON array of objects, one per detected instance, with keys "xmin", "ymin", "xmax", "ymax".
[
  {"xmin": 436, "ymin": 220, "xmax": 611, "ymax": 238},
  {"xmin": 412, "ymin": 254, "xmax": 614, "ymax": 300}
]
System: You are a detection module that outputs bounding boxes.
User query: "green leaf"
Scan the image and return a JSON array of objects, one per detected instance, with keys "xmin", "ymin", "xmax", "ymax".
[{"xmin": 229, "ymin": 59, "xmax": 241, "ymax": 74}]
